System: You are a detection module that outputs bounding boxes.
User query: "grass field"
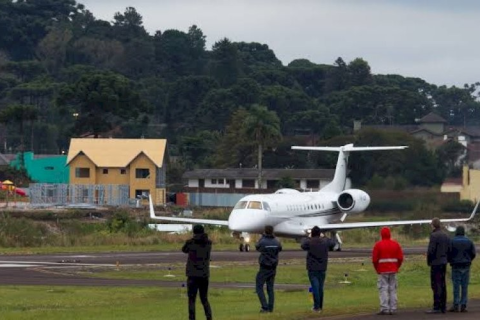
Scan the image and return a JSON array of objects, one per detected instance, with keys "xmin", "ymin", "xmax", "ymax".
[
  {"xmin": 0, "ymin": 226, "xmax": 439, "ymax": 255},
  {"xmin": 1, "ymin": 256, "xmax": 478, "ymax": 319}
]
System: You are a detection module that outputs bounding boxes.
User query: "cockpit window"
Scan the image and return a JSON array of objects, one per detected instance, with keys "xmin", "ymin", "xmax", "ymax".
[
  {"xmin": 247, "ymin": 201, "xmax": 262, "ymax": 210},
  {"xmin": 234, "ymin": 201, "xmax": 248, "ymax": 209},
  {"xmin": 262, "ymin": 202, "xmax": 271, "ymax": 211}
]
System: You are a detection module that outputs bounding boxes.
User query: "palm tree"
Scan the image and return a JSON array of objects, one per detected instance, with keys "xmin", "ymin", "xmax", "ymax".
[
  {"xmin": 243, "ymin": 104, "xmax": 282, "ymax": 189},
  {"xmin": 0, "ymin": 104, "xmax": 38, "ymax": 168}
]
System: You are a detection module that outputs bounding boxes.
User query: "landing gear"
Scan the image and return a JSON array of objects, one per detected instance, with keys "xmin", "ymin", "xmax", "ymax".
[
  {"xmin": 237, "ymin": 232, "xmax": 251, "ymax": 252},
  {"xmin": 330, "ymin": 231, "xmax": 343, "ymax": 252},
  {"xmin": 239, "ymin": 243, "xmax": 251, "ymax": 252}
]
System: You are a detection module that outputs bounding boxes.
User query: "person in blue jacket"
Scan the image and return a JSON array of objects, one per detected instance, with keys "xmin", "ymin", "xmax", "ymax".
[
  {"xmin": 255, "ymin": 225, "xmax": 282, "ymax": 313},
  {"xmin": 448, "ymin": 225, "xmax": 476, "ymax": 313}
]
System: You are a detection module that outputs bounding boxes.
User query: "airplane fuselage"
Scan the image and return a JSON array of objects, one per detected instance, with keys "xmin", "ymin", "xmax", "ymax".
[{"xmin": 228, "ymin": 189, "xmax": 343, "ymax": 237}]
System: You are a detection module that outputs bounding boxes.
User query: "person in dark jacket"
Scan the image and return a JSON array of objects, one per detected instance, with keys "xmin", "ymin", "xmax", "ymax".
[
  {"xmin": 425, "ymin": 217, "xmax": 451, "ymax": 314},
  {"xmin": 447, "ymin": 225, "xmax": 476, "ymax": 313},
  {"xmin": 301, "ymin": 226, "xmax": 334, "ymax": 313},
  {"xmin": 372, "ymin": 227, "xmax": 404, "ymax": 315},
  {"xmin": 255, "ymin": 225, "xmax": 282, "ymax": 313},
  {"xmin": 182, "ymin": 224, "xmax": 212, "ymax": 320}
]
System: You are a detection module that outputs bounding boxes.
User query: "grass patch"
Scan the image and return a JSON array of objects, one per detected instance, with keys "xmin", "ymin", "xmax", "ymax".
[{"xmin": 1, "ymin": 258, "xmax": 480, "ymax": 319}]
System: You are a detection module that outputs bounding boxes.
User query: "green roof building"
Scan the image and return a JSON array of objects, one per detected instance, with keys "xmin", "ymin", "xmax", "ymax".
[{"xmin": 10, "ymin": 152, "xmax": 69, "ymax": 183}]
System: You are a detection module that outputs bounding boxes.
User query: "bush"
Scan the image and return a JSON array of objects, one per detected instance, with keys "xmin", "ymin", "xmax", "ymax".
[
  {"xmin": 366, "ymin": 174, "xmax": 385, "ymax": 190},
  {"xmin": 367, "ymin": 200, "xmax": 416, "ymax": 213},
  {"xmin": 0, "ymin": 214, "xmax": 48, "ymax": 247},
  {"xmin": 442, "ymin": 200, "xmax": 474, "ymax": 213}
]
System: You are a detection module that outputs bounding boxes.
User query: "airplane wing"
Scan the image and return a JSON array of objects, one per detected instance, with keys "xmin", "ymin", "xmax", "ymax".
[
  {"xmin": 148, "ymin": 195, "xmax": 229, "ymax": 226},
  {"xmin": 317, "ymin": 200, "xmax": 479, "ymax": 231}
]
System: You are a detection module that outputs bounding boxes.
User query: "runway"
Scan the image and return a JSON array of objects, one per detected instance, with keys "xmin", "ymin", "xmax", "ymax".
[{"xmin": 0, "ymin": 247, "xmax": 427, "ymax": 288}]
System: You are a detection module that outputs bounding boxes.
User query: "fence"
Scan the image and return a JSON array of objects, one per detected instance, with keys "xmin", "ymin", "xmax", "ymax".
[
  {"xmin": 187, "ymin": 192, "xmax": 245, "ymax": 207},
  {"xmin": 29, "ymin": 183, "xmax": 130, "ymax": 206}
]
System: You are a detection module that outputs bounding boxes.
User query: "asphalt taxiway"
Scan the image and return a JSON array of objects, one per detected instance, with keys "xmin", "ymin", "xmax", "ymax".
[{"xmin": 0, "ymin": 247, "xmax": 428, "ymax": 287}]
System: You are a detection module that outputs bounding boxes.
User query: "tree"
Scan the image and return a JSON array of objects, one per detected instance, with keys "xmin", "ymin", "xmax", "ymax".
[
  {"xmin": 196, "ymin": 89, "xmax": 237, "ymax": 131},
  {"xmin": 209, "ymin": 38, "xmax": 242, "ymax": 87},
  {"xmin": 0, "ymin": 104, "xmax": 38, "ymax": 167},
  {"xmin": 325, "ymin": 57, "xmax": 348, "ymax": 92},
  {"xmin": 70, "ymin": 37, "xmax": 124, "ymax": 70},
  {"xmin": 349, "ymin": 128, "xmax": 444, "ymax": 187},
  {"xmin": 36, "ymin": 27, "xmax": 73, "ymax": 74},
  {"xmin": 215, "ymin": 108, "xmax": 255, "ymax": 168},
  {"xmin": 347, "ymin": 58, "xmax": 373, "ymax": 87},
  {"xmin": 178, "ymin": 130, "xmax": 220, "ymax": 169},
  {"xmin": 236, "ymin": 42, "xmax": 282, "ymax": 73},
  {"xmin": 57, "ymin": 71, "xmax": 149, "ymax": 138},
  {"xmin": 0, "ymin": 61, "xmax": 45, "ymax": 82},
  {"xmin": 243, "ymin": 104, "xmax": 282, "ymax": 188},
  {"xmin": 436, "ymin": 140, "xmax": 465, "ymax": 177}
]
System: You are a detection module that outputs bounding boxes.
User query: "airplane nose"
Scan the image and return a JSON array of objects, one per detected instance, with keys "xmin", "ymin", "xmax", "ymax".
[{"xmin": 228, "ymin": 209, "xmax": 266, "ymax": 232}]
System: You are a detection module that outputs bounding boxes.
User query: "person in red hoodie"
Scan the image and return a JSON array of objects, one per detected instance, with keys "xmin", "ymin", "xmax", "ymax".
[{"xmin": 372, "ymin": 227, "xmax": 404, "ymax": 315}]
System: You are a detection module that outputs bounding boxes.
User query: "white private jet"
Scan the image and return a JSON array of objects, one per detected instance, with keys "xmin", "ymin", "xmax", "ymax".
[{"xmin": 149, "ymin": 144, "xmax": 478, "ymax": 251}]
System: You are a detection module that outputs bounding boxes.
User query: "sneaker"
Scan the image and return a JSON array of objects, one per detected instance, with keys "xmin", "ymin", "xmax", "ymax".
[
  {"xmin": 460, "ymin": 305, "xmax": 467, "ymax": 313},
  {"xmin": 424, "ymin": 309, "xmax": 442, "ymax": 314},
  {"xmin": 448, "ymin": 305, "xmax": 459, "ymax": 312},
  {"xmin": 259, "ymin": 309, "xmax": 269, "ymax": 313},
  {"xmin": 389, "ymin": 310, "xmax": 396, "ymax": 315},
  {"xmin": 377, "ymin": 310, "xmax": 389, "ymax": 315},
  {"xmin": 312, "ymin": 307, "xmax": 322, "ymax": 313}
]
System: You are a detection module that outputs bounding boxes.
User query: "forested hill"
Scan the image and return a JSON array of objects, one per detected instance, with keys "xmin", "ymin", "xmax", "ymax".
[{"xmin": 0, "ymin": 1, "xmax": 479, "ymax": 187}]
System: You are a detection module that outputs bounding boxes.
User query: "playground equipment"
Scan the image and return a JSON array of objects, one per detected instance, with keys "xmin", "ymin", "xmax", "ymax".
[{"xmin": 1, "ymin": 180, "xmax": 26, "ymax": 197}]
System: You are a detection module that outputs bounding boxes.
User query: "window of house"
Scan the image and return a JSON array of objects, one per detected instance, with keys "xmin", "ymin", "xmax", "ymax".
[
  {"xmin": 102, "ymin": 169, "xmax": 108, "ymax": 174},
  {"xmin": 242, "ymin": 179, "xmax": 255, "ymax": 188},
  {"xmin": 217, "ymin": 179, "xmax": 225, "ymax": 185},
  {"xmin": 306, "ymin": 180, "xmax": 319, "ymax": 189},
  {"xmin": 44, "ymin": 166, "xmax": 54, "ymax": 170},
  {"xmin": 120, "ymin": 169, "xmax": 126, "ymax": 175},
  {"xmin": 75, "ymin": 168, "xmax": 90, "ymax": 178},
  {"xmin": 211, "ymin": 179, "xmax": 217, "ymax": 184},
  {"xmin": 135, "ymin": 168, "xmax": 150, "ymax": 179},
  {"xmin": 135, "ymin": 190, "xmax": 150, "ymax": 199},
  {"xmin": 267, "ymin": 180, "xmax": 277, "ymax": 189}
]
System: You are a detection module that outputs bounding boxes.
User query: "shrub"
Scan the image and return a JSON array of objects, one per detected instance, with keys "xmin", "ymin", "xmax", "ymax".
[
  {"xmin": 442, "ymin": 200, "xmax": 474, "ymax": 213},
  {"xmin": 0, "ymin": 214, "xmax": 48, "ymax": 247}
]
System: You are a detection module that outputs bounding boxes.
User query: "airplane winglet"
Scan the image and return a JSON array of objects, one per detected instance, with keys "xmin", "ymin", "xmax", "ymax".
[
  {"xmin": 149, "ymin": 194, "xmax": 156, "ymax": 219},
  {"xmin": 467, "ymin": 198, "xmax": 480, "ymax": 221}
]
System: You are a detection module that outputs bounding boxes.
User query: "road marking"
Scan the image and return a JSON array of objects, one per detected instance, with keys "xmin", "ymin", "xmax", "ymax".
[{"xmin": 0, "ymin": 264, "xmax": 41, "ymax": 268}]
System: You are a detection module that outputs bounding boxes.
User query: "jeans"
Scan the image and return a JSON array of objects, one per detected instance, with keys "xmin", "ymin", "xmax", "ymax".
[
  {"xmin": 256, "ymin": 267, "xmax": 276, "ymax": 311},
  {"xmin": 187, "ymin": 276, "xmax": 212, "ymax": 320},
  {"xmin": 308, "ymin": 270, "xmax": 326, "ymax": 310},
  {"xmin": 452, "ymin": 267, "xmax": 470, "ymax": 306},
  {"xmin": 430, "ymin": 264, "xmax": 447, "ymax": 311}
]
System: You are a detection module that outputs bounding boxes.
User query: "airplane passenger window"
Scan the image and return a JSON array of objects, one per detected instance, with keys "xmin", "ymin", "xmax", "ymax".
[
  {"xmin": 234, "ymin": 201, "xmax": 248, "ymax": 209},
  {"xmin": 248, "ymin": 201, "xmax": 263, "ymax": 209},
  {"xmin": 262, "ymin": 202, "xmax": 271, "ymax": 211}
]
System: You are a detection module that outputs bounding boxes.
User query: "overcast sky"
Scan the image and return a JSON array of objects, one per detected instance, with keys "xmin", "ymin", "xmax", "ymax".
[{"xmin": 80, "ymin": 0, "xmax": 479, "ymax": 88}]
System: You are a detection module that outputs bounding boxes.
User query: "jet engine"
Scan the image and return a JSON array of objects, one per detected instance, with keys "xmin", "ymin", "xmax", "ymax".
[{"xmin": 336, "ymin": 189, "xmax": 371, "ymax": 213}]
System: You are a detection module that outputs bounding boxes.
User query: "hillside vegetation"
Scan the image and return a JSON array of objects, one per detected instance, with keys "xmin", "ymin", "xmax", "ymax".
[{"xmin": 0, "ymin": 1, "xmax": 479, "ymax": 188}]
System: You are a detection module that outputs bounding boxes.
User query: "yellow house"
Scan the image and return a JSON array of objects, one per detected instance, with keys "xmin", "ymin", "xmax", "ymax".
[
  {"xmin": 67, "ymin": 138, "xmax": 167, "ymax": 205},
  {"xmin": 460, "ymin": 165, "xmax": 480, "ymax": 203}
]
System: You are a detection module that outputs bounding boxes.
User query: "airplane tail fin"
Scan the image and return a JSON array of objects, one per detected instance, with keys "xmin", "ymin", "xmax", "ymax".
[{"xmin": 292, "ymin": 144, "xmax": 408, "ymax": 193}]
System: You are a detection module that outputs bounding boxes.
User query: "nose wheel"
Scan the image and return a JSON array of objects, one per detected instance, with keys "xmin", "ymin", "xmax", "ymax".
[{"xmin": 239, "ymin": 243, "xmax": 250, "ymax": 252}]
